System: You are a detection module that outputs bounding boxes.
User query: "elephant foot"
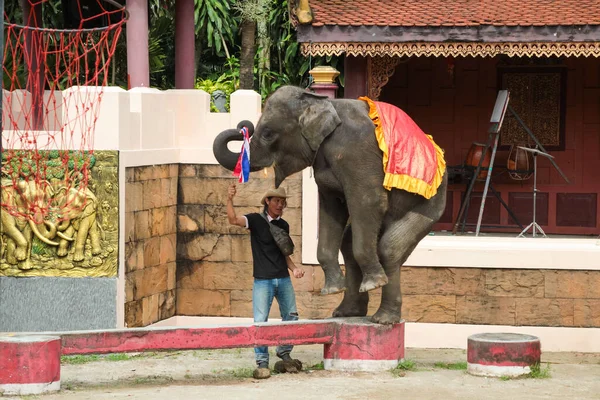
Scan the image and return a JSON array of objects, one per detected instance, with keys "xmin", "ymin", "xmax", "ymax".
[
  {"xmin": 91, "ymin": 246, "xmax": 102, "ymax": 256},
  {"xmin": 73, "ymin": 249, "xmax": 85, "ymax": 262},
  {"xmin": 18, "ymin": 259, "xmax": 33, "ymax": 270},
  {"xmin": 332, "ymin": 293, "xmax": 368, "ymax": 318},
  {"xmin": 370, "ymin": 307, "xmax": 401, "ymax": 325},
  {"xmin": 359, "ymin": 271, "xmax": 388, "ymax": 293},
  {"xmin": 57, "ymin": 247, "xmax": 68, "ymax": 257},
  {"xmin": 320, "ymin": 268, "xmax": 346, "ymax": 295},
  {"xmin": 14, "ymin": 247, "xmax": 28, "ymax": 261}
]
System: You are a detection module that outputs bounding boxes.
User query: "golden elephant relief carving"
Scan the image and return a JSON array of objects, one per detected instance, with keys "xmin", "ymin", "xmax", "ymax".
[{"xmin": 0, "ymin": 151, "xmax": 118, "ymax": 277}]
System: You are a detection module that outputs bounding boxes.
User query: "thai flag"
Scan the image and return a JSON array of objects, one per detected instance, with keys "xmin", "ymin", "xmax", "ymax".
[{"xmin": 233, "ymin": 126, "xmax": 251, "ymax": 183}]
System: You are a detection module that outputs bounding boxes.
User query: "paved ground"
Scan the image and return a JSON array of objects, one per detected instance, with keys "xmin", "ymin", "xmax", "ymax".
[{"xmin": 14, "ymin": 346, "xmax": 600, "ymax": 400}]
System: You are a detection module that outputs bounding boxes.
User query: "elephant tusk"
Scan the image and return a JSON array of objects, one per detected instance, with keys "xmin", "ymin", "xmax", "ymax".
[
  {"xmin": 29, "ymin": 220, "xmax": 59, "ymax": 246},
  {"xmin": 57, "ymin": 231, "xmax": 75, "ymax": 242}
]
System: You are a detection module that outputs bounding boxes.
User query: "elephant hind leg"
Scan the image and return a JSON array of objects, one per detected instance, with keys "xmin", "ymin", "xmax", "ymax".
[
  {"xmin": 372, "ymin": 210, "xmax": 437, "ymax": 324},
  {"xmin": 332, "ymin": 225, "xmax": 369, "ymax": 318}
]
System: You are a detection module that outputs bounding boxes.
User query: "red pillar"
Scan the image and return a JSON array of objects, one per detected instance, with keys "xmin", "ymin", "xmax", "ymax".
[
  {"xmin": 126, "ymin": 0, "xmax": 150, "ymax": 88},
  {"xmin": 309, "ymin": 66, "xmax": 340, "ymax": 99},
  {"xmin": 175, "ymin": 0, "xmax": 196, "ymax": 89},
  {"xmin": 343, "ymin": 56, "xmax": 368, "ymax": 99}
]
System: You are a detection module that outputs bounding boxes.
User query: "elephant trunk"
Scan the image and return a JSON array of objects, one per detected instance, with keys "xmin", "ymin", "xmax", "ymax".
[
  {"xmin": 29, "ymin": 220, "xmax": 59, "ymax": 246},
  {"xmin": 213, "ymin": 121, "xmax": 262, "ymax": 172}
]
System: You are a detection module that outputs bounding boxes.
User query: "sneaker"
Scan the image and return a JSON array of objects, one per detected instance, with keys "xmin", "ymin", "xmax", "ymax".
[
  {"xmin": 275, "ymin": 354, "xmax": 303, "ymax": 372},
  {"xmin": 253, "ymin": 362, "xmax": 271, "ymax": 379}
]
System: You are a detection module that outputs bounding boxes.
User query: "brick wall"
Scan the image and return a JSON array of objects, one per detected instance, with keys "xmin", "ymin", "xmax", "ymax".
[{"xmin": 124, "ymin": 165, "xmax": 178, "ymax": 327}]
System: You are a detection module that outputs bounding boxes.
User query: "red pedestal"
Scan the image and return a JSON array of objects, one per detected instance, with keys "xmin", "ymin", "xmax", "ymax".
[
  {"xmin": 0, "ymin": 335, "xmax": 61, "ymax": 395},
  {"xmin": 467, "ymin": 332, "xmax": 541, "ymax": 377},
  {"xmin": 310, "ymin": 83, "xmax": 339, "ymax": 99},
  {"xmin": 324, "ymin": 318, "xmax": 405, "ymax": 371}
]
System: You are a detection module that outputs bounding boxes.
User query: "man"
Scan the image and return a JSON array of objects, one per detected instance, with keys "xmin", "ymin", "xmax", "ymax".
[{"xmin": 227, "ymin": 184, "xmax": 305, "ymax": 379}]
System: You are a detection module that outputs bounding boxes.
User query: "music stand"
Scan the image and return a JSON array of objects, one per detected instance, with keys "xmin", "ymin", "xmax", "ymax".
[{"xmin": 516, "ymin": 146, "xmax": 554, "ymax": 238}]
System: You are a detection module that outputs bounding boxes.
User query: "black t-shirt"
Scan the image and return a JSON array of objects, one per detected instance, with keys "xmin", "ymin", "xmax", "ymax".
[{"xmin": 245, "ymin": 213, "xmax": 290, "ymax": 279}]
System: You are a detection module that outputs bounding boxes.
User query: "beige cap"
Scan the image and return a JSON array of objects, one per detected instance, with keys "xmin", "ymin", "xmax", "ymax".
[{"xmin": 261, "ymin": 187, "xmax": 288, "ymax": 205}]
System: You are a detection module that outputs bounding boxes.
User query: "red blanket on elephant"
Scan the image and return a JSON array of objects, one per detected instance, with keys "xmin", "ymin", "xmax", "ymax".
[{"xmin": 359, "ymin": 96, "xmax": 446, "ymax": 199}]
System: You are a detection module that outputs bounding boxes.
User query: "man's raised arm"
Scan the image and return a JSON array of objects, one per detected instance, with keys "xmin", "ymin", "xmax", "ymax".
[{"xmin": 227, "ymin": 184, "xmax": 248, "ymax": 227}]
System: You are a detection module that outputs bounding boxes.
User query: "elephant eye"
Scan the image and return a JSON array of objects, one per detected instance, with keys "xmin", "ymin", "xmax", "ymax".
[{"xmin": 261, "ymin": 128, "xmax": 275, "ymax": 142}]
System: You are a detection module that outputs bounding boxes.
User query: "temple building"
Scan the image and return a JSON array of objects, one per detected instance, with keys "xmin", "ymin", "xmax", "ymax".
[{"xmin": 294, "ymin": 0, "xmax": 600, "ymax": 236}]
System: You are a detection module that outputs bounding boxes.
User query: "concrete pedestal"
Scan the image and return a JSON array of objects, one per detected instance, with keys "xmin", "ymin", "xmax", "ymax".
[
  {"xmin": 467, "ymin": 332, "xmax": 541, "ymax": 377},
  {"xmin": 323, "ymin": 318, "xmax": 405, "ymax": 371},
  {"xmin": 0, "ymin": 335, "xmax": 61, "ymax": 396}
]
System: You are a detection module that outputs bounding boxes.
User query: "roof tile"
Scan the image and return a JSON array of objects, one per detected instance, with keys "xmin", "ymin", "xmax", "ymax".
[{"xmin": 309, "ymin": 0, "xmax": 600, "ymax": 27}]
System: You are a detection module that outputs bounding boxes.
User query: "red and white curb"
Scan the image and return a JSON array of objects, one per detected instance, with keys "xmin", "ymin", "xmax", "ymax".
[
  {"xmin": 0, "ymin": 335, "xmax": 61, "ymax": 396},
  {"xmin": 467, "ymin": 332, "xmax": 541, "ymax": 378},
  {"xmin": 324, "ymin": 319, "xmax": 405, "ymax": 372}
]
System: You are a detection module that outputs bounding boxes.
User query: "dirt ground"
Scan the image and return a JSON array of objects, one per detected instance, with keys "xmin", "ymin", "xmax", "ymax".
[{"xmin": 13, "ymin": 345, "xmax": 600, "ymax": 400}]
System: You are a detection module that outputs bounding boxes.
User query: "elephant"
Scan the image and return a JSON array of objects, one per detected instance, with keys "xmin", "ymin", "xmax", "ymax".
[
  {"xmin": 0, "ymin": 180, "xmax": 60, "ymax": 268},
  {"xmin": 50, "ymin": 185, "xmax": 102, "ymax": 262},
  {"xmin": 213, "ymin": 85, "xmax": 447, "ymax": 324}
]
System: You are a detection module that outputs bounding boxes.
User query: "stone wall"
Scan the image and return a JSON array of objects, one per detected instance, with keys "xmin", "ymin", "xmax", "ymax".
[{"xmin": 124, "ymin": 165, "xmax": 178, "ymax": 327}]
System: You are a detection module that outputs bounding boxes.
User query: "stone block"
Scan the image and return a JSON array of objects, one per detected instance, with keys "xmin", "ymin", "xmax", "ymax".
[
  {"xmin": 159, "ymin": 289, "xmax": 176, "ymax": 320},
  {"xmin": 160, "ymin": 234, "xmax": 177, "ymax": 265},
  {"xmin": 125, "ymin": 211, "xmax": 135, "ymax": 243},
  {"xmin": 179, "ymin": 164, "xmax": 197, "ymax": 177},
  {"xmin": 367, "ymin": 288, "xmax": 383, "ymax": 314},
  {"xmin": 125, "ymin": 182, "xmax": 143, "ymax": 212},
  {"xmin": 126, "ymin": 167, "xmax": 135, "ymax": 183},
  {"xmin": 289, "ymin": 235, "xmax": 302, "ymax": 265},
  {"xmin": 515, "ymin": 298, "xmax": 574, "ymax": 326},
  {"xmin": 402, "ymin": 295, "xmax": 456, "ymax": 323},
  {"xmin": 166, "ymin": 262, "xmax": 177, "ymax": 291},
  {"xmin": 177, "ymin": 204, "xmax": 205, "ymax": 233},
  {"xmin": 400, "ymin": 266, "xmax": 429, "ymax": 295},
  {"xmin": 0, "ymin": 277, "xmax": 117, "ymax": 332},
  {"xmin": 142, "ymin": 297, "xmax": 152, "ymax": 326},
  {"xmin": 177, "ymin": 233, "xmax": 231, "ymax": 262},
  {"xmin": 150, "ymin": 207, "xmax": 167, "ymax": 237},
  {"xmin": 204, "ymin": 205, "xmax": 257, "ymax": 234},
  {"xmin": 134, "ymin": 210, "xmax": 150, "ymax": 241},
  {"xmin": 176, "ymin": 289, "xmax": 231, "ymax": 316},
  {"xmin": 456, "ymin": 296, "xmax": 516, "ymax": 325},
  {"xmin": 162, "ymin": 177, "xmax": 178, "ymax": 207},
  {"xmin": 194, "ymin": 164, "xmax": 237, "ymax": 178},
  {"xmin": 143, "ymin": 236, "xmax": 161, "ymax": 268},
  {"xmin": 125, "ymin": 273, "xmax": 134, "ymax": 302},
  {"xmin": 281, "ymin": 179, "xmax": 302, "ymax": 209},
  {"xmin": 125, "ymin": 241, "xmax": 139, "ymax": 273},
  {"xmin": 297, "ymin": 292, "xmax": 343, "ymax": 319},
  {"xmin": 291, "ymin": 265, "xmax": 314, "ymax": 292},
  {"xmin": 427, "ymin": 268, "xmax": 485, "ymax": 296},
  {"xmin": 142, "ymin": 179, "xmax": 163, "ymax": 210},
  {"xmin": 133, "ymin": 166, "xmax": 151, "ymax": 181},
  {"xmin": 574, "ymin": 299, "xmax": 600, "ymax": 327},
  {"xmin": 231, "ymin": 235, "xmax": 253, "ymax": 262},
  {"xmin": 485, "ymin": 270, "xmax": 545, "ymax": 297},
  {"xmin": 125, "ymin": 299, "xmax": 143, "ymax": 327},
  {"xmin": 313, "ymin": 265, "xmax": 326, "ymax": 293},
  {"xmin": 178, "ymin": 177, "xmax": 230, "ymax": 205},
  {"xmin": 169, "ymin": 164, "xmax": 179, "ymax": 178},
  {"xmin": 130, "ymin": 264, "xmax": 168, "ymax": 299},
  {"xmin": 544, "ymin": 271, "xmax": 600, "ymax": 299},
  {"xmin": 177, "ymin": 261, "xmax": 204, "ymax": 290},
  {"xmin": 203, "ymin": 262, "xmax": 253, "ymax": 290}
]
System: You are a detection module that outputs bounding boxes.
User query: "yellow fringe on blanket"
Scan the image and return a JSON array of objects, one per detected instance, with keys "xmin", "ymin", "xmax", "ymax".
[{"xmin": 360, "ymin": 96, "xmax": 446, "ymax": 199}]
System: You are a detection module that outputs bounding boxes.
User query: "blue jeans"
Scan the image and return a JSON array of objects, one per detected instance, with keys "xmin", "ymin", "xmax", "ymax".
[{"xmin": 253, "ymin": 277, "xmax": 298, "ymax": 366}]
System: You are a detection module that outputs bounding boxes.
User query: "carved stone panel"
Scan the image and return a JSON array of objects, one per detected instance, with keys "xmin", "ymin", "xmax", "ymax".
[{"xmin": 0, "ymin": 150, "xmax": 119, "ymax": 277}]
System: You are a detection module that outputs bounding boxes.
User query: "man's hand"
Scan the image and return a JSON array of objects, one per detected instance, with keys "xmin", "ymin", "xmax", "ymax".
[
  {"xmin": 228, "ymin": 184, "xmax": 237, "ymax": 200},
  {"xmin": 293, "ymin": 267, "xmax": 305, "ymax": 279}
]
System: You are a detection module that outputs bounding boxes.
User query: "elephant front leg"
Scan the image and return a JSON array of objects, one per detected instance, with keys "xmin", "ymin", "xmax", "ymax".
[
  {"xmin": 57, "ymin": 225, "xmax": 75, "ymax": 257},
  {"xmin": 89, "ymin": 219, "xmax": 102, "ymax": 256},
  {"xmin": 73, "ymin": 217, "xmax": 93, "ymax": 262},
  {"xmin": 316, "ymin": 192, "xmax": 349, "ymax": 295},
  {"xmin": 346, "ymin": 194, "xmax": 388, "ymax": 293},
  {"xmin": 332, "ymin": 225, "xmax": 369, "ymax": 317},
  {"xmin": 1, "ymin": 212, "xmax": 28, "ymax": 262}
]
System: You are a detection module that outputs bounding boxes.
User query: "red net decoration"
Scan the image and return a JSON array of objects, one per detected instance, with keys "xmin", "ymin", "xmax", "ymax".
[{"xmin": 1, "ymin": 0, "xmax": 127, "ymax": 226}]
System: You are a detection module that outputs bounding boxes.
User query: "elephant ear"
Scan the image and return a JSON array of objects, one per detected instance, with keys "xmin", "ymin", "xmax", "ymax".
[{"xmin": 299, "ymin": 91, "xmax": 341, "ymax": 151}]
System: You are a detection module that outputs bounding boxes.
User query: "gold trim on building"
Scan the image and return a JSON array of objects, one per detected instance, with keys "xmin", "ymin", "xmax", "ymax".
[{"xmin": 301, "ymin": 42, "xmax": 600, "ymax": 58}]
